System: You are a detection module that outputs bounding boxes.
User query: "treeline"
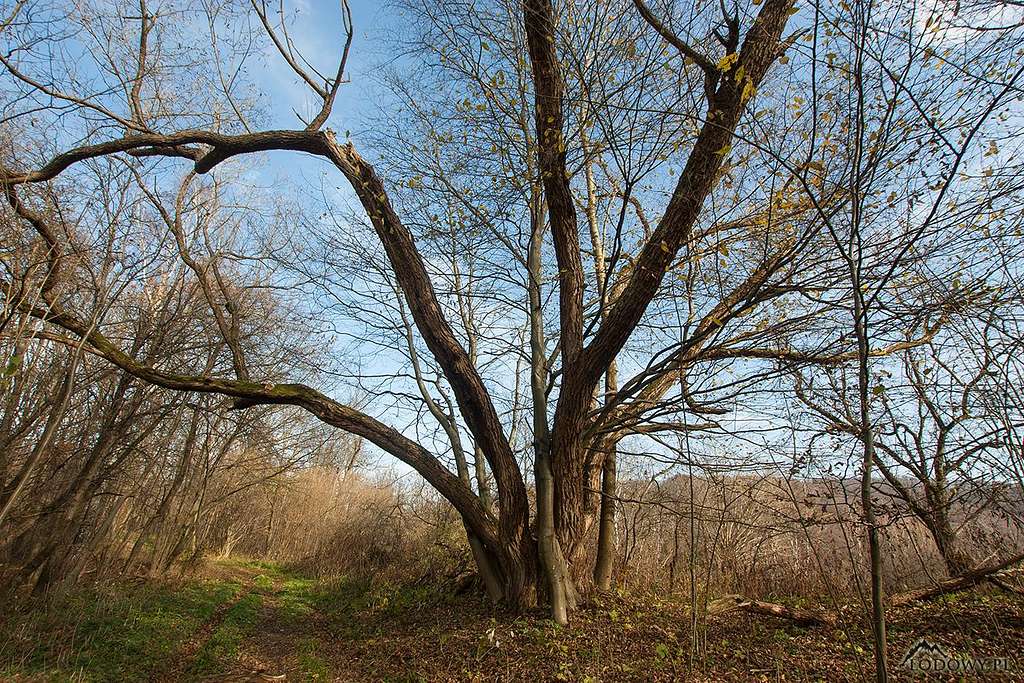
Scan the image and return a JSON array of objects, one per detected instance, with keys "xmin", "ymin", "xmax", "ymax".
[
  {"xmin": 1, "ymin": 321, "xmax": 1023, "ymax": 601},
  {"xmin": 0, "ymin": 332, "xmax": 333, "ymax": 594}
]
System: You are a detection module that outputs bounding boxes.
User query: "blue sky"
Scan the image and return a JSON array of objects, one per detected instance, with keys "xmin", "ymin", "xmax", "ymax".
[
  {"xmin": 256, "ymin": 0, "xmax": 394, "ymax": 133},
  {"xmin": 238, "ymin": 2, "xmax": 469, "ymax": 475},
  {"xmin": 13, "ymin": 0, "xmax": 1018, "ymax": 482}
]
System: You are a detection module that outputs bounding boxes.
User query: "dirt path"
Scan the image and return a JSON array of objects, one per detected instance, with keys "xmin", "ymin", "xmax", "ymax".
[
  {"xmin": 224, "ymin": 574, "xmax": 354, "ymax": 682},
  {"xmin": 140, "ymin": 559, "xmax": 1024, "ymax": 681},
  {"xmin": 154, "ymin": 562, "xmax": 354, "ymax": 682},
  {"xmin": 156, "ymin": 582, "xmax": 256, "ymax": 682},
  {"xmin": 6, "ymin": 557, "xmax": 1022, "ymax": 682}
]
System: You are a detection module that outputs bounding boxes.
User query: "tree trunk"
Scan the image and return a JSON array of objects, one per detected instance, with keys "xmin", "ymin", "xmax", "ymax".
[
  {"xmin": 467, "ymin": 534, "xmax": 505, "ymax": 603},
  {"xmin": 927, "ymin": 512, "xmax": 973, "ymax": 577},
  {"xmin": 0, "ymin": 349, "xmax": 80, "ymax": 527},
  {"xmin": 890, "ymin": 550, "xmax": 1024, "ymax": 606},
  {"xmin": 536, "ymin": 447, "xmax": 577, "ymax": 625},
  {"xmin": 125, "ymin": 406, "xmax": 200, "ymax": 572},
  {"xmin": 593, "ymin": 442, "xmax": 618, "ymax": 591},
  {"xmin": 709, "ymin": 594, "xmax": 837, "ymax": 627}
]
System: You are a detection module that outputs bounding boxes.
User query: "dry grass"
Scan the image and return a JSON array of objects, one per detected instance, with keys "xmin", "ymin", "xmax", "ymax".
[{"xmin": 4, "ymin": 558, "xmax": 1023, "ymax": 682}]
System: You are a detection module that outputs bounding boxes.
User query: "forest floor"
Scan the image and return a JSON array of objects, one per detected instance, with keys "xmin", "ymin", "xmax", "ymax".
[{"xmin": 1, "ymin": 558, "xmax": 1023, "ymax": 681}]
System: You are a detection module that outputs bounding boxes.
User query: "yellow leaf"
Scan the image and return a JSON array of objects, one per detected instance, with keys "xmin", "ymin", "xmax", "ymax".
[
  {"xmin": 741, "ymin": 79, "xmax": 757, "ymax": 103},
  {"xmin": 717, "ymin": 53, "xmax": 739, "ymax": 72}
]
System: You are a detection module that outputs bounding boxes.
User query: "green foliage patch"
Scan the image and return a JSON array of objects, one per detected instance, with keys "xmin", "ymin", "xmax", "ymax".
[{"xmin": 0, "ymin": 579, "xmax": 241, "ymax": 681}]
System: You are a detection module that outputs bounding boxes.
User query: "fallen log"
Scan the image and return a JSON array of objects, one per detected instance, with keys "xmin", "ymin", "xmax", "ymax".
[
  {"xmin": 708, "ymin": 594, "xmax": 837, "ymax": 627},
  {"xmin": 988, "ymin": 575, "xmax": 1024, "ymax": 596},
  {"xmin": 890, "ymin": 550, "xmax": 1024, "ymax": 607}
]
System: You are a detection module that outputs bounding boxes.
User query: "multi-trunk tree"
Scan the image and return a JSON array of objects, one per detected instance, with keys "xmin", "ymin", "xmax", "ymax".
[{"xmin": 2, "ymin": 0, "xmax": 1020, "ymax": 633}]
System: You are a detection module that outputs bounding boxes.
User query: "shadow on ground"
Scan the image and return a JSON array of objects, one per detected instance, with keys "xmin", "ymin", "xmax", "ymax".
[{"xmin": 2, "ymin": 558, "xmax": 1023, "ymax": 681}]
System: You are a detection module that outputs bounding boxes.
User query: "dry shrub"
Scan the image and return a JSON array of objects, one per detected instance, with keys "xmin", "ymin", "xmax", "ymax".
[
  {"xmin": 611, "ymin": 474, "xmax": 1024, "ymax": 601},
  {"xmin": 211, "ymin": 466, "xmax": 1024, "ymax": 603},
  {"xmin": 220, "ymin": 468, "xmax": 472, "ymax": 584}
]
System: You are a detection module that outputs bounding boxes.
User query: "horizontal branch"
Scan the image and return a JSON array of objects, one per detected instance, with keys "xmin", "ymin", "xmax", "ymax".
[
  {"xmin": 19, "ymin": 300, "xmax": 499, "ymax": 550},
  {"xmin": 0, "ymin": 129, "xmax": 330, "ymax": 184},
  {"xmin": 889, "ymin": 551, "xmax": 1024, "ymax": 606},
  {"xmin": 708, "ymin": 594, "xmax": 837, "ymax": 627}
]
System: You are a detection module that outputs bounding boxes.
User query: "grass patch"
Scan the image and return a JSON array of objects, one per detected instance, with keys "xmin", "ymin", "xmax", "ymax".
[
  {"xmin": 252, "ymin": 574, "xmax": 275, "ymax": 591},
  {"xmin": 298, "ymin": 637, "xmax": 332, "ymax": 681},
  {"xmin": 276, "ymin": 576, "xmax": 323, "ymax": 623},
  {"xmin": 186, "ymin": 591, "xmax": 262, "ymax": 677},
  {"xmin": 0, "ymin": 579, "xmax": 241, "ymax": 681},
  {"xmin": 215, "ymin": 556, "xmax": 283, "ymax": 575}
]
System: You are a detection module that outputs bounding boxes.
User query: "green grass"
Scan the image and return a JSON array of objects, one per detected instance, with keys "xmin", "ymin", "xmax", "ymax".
[
  {"xmin": 217, "ymin": 556, "xmax": 282, "ymax": 574},
  {"xmin": 276, "ymin": 576, "xmax": 324, "ymax": 622},
  {"xmin": 187, "ymin": 591, "xmax": 262, "ymax": 677},
  {"xmin": 252, "ymin": 573, "xmax": 275, "ymax": 591},
  {"xmin": 0, "ymin": 579, "xmax": 242, "ymax": 681},
  {"xmin": 298, "ymin": 637, "xmax": 332, "ymax": 681},
  {"xmin": 0, "ymin": 559, "xmax": 373, "ymax": 681}
]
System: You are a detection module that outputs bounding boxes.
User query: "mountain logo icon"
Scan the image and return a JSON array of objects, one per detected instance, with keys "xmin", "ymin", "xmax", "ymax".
[
  {"xmin": 900, "ymin": 638, "xmax": 951, "ymax": 668},
  {"xmin": 899, "ymin": 637, "xmax": 1011, "ymax": 674}
]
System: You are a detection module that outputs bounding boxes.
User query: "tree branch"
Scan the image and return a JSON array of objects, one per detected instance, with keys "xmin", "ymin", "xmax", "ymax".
[
  {"xmin": 18, "ymin": 297, "xmax": 500, "ymax": 550},
  {"xmin": 631, "ymin": 0, "xmax": 719, "ymax": 99}
]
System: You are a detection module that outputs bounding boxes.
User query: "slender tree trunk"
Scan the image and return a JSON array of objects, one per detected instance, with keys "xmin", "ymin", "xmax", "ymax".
[
  {"xmin": 848, "ymin": 0, "xmax": 887, "ymax": 672},
  {"xmin": 593, "ymin": 444, "xmax": 618, "ymax": 591},
  {"xmin": 0, "ymin": 349, "xmax": 81, "ymax": 527},
  {"xmin": 853, "ymin": 276, "xmax": 888, "ymax": 682},
  {"xmin": 125, "ymin": 406, "xmax": 199, "ymax": 572},
  {"xmin": 536, "ymin": 448, "xmax": 573, "ymax": 624},
  {"xmin": 0, "ymin": 336, "xmax": 30, "ymax": 475},
  {"xmin": 526, "ymin": 185, "xmax": 574, "ymax": 622},
  {"xmin": 580, "ymin": 108, "xmax": 618, "ymax": 593}
]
